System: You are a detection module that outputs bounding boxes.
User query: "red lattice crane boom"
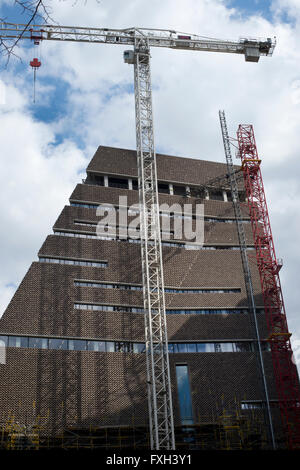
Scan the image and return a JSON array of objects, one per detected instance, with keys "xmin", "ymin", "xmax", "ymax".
[{"xmin": 237, "ymin": 124, "xmax": 300, "ymax": 449}]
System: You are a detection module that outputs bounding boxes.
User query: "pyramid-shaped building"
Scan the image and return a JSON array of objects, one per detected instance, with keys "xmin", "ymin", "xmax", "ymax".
[{"xmin": 0, "ymin": 146, "xmax": 291, "ymax": 449}]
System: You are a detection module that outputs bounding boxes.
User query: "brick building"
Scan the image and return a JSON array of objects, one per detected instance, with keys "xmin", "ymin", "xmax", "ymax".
[{"xmin": 0, "ymin": 146, "xmax": 289, "ymax": 449}]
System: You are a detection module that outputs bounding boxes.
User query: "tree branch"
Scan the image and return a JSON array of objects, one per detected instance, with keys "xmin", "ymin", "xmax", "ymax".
[{"xmin": 0, "ymin": 0, "xmax": 102, "ymax": 63}]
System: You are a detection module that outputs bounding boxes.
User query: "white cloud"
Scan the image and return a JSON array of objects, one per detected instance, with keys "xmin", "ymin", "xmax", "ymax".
[
  {"xmin": 0, "ymin": 83, "xmax": 86, "ymax": 312},
  {"xmin": 0, "ymin": 0, "xmax": 299, "ymax": 362}
]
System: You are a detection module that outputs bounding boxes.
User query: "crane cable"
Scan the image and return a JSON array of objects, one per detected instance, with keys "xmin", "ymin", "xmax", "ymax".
[{"xmin": 30, "ymin": 39, "xmax": 42, "ymax": 104}]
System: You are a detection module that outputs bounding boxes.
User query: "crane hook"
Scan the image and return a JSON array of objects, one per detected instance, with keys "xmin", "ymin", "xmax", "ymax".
[{"xmin": 29, "ymin": 58, "xmax": 41, "ymax": 104}]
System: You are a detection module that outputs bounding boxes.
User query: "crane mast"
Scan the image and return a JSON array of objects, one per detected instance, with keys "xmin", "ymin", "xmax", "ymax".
[
  {"xmin": 219, "ymin": 110, "xmax": 276, "ymax": 449},
  {"xmin": 130, "ymin": 35, "xmax": 175, "ymax": 450},
  {"xmin": 0, "ymin": 21, "xmax": 275, "ymax": 450}
]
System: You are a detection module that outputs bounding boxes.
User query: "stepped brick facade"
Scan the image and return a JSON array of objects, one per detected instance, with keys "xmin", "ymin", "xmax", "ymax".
[{"xmin": 0, "ymin": 146, "xmax": 291, "ymax": 449}]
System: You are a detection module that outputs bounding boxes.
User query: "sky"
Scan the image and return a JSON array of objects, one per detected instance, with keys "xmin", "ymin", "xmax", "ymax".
[{"xmin": 0, "ymin": 0, "xmax": 300, "ymax": 366}]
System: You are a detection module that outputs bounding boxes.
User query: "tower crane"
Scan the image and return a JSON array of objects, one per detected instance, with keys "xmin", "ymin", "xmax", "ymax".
[{"xmin": 0, "ymin": 22, "xmax": 276, "ymax": 450}]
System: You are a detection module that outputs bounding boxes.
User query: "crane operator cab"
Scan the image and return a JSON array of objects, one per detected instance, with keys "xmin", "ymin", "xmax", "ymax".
[{"xmin": 124, "ymin": 50, "xmax": 135, "ymax": 64}]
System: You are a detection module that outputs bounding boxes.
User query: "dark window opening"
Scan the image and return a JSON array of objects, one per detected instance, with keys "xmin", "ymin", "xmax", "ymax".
[
  {"xmin": 85, "ymin": 174, "xmax": 104, "ymax": 186},
  {"xmin": 209, "ymin": 190, "xmax": 224, "ymax": 201},
  {"xmin": 132, "ymin": 179, "xmax": 139, "ymax": 190},
  {"xmin": 227, "ymin": 191, "xmax": 233, "ymax": 201},
  {"xmin": 108, "ymin": 177, "xmax": 129, "ymax": 189},
  {"xmin": 190, "ymin": 187, "xmax": 205, "ymax": 199},
  {"xmin": 173, "ymin": 185, "xmax": 187, "ymax": 196},
  {"xmin": 158, "ymin": 183, "xmax": 169, "ymax": 194},
  {"xmin": 93, "ymin": 175, "xmax": 104, "ymax": 186}
]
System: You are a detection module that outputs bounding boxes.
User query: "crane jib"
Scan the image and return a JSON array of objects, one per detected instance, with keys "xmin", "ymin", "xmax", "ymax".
[{"xmin": 0, "ymin": 22, "xmax": 276, "ymax": 61}]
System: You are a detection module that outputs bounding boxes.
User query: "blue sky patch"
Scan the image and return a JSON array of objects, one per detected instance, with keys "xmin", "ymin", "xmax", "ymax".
[
  {"xmin": 228, "ymin": 0, "xmax": 273, "ymax": 21},
  {"xmin": 228, "ymin": 0, "xmax": 296, "ymax": 25}
]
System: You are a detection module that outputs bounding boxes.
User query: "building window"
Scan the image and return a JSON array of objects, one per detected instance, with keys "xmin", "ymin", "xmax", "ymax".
[
  {"xmin": 106, "ymin": 342, "xmax": 114, "ymax": 352},
  {"xmin": 157, "ymin": 183, "xmax": 169, "ymax": 194},
  {"xmin": 0, "ymin": 335, "xmax": 8, "ymax": 347},
  {"xmin": 132, "ymin": 179, "xmax": 139, "ymax": 191},
  {"xmin": 39, "ymin": 257, "xmax": 107, "ymax": 268},
  {"xmin": 209, "ymin": 190, "xmax": 224, "ymax": 201},
  {"xmin": 87, "ymin": 340, "xmax": 106, "ymax": 352},
  {"xmin": 28, "ymin": 337, "xmax": 48, "ymax": 349},
  {"xmin": 173, "ymin": 185, "xmax": 187, "ymax": 196},
  {"xmin": 71, "ymin": 202, "xmax": 99, "ymax": 209},
  {"xmin": 49, "ymin": 338, "xmax": 68, "ymax": 350},
  {"xmin": 69, "ymin": 339, "xmax": 87, "ymax": 351},
  {"xmin": 74, "ymin": 303, "xmax": 249, "ymax": 316},
  {"xmin": 133, "ymin": 343, "xmax": 146, "ymax": 353},
  {"xmin": 175, "ymin": 365, "xmax": 194, "ymax": 425},
  {"xmin": 186, "ymin": 343, "xmax": 197, "ymax": 353},
  {"xmin": 115, "ymin": 342, "xmax": 133, "ymax": 353},
  {"xmin": 2, "ymin": 335, "xmax": 258, "ymax": 355},
  {"xmin": 108, "ymin": 176, "xmax": 128, "ymax": 189},
  {"xmin": 189, "ymin": 187, "xmax": 205, "ymax": 199},
  {"xmin": 241, "ymin": 402, "xmax": 264, "ymax": 410},
  {"xmin": 177, "ymin": 343, "xmax": 188, "ymax": 353},
  {"xmin": 53, "ymin": 228, "xmax": 255, "ymax": 251},
  {"xmin": 74, "ymin": 220, "xmax": 97, "ymax": 227},
  {"xmin": 234, "ymin": 342, "xmax": 253, "ymax": 352},
  {"xmin": 8, "ymin": 336, "xmax": 28, "ymax": 348},
  {"xmin": 87, "ymin": 174, "xmax": 104, "ymax": 186}
]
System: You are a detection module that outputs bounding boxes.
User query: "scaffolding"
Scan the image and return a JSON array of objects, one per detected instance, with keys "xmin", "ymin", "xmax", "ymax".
[
  {"xmin": 0, "ymin": 399, "xmax": 271, "ymax": 451},
  {"xmin": 236, "ymin": 123, "xmax": 300, "ymax": 449}
]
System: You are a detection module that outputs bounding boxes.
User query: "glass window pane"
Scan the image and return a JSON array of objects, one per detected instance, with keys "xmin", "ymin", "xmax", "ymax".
[
  {"xmin": 196, "ymin": 343, "xmax": 206, "ymax": 353},
  {"xmin": 69, "ymin": 340, "xmax": 87, "ymax": 351},
  {"xmin": 87, "ymin": 341, "xmax": 106, "ymax": 352},
  {"xmin": 133, "ymin": 343, "xmax": 145, "ymax": 353},
  {"xmin": 106, "ymin": 342, "xmax": 114, "ymax": 352},
  {"xmin": 177, "ymin": 343, "xmax": 187, "ymax": 353},
  {"xmin": 187, "ymin": 343, "xmax": 197, "ymax": 353},
  {"xmin": 0, "ymin": 336, "xmax": 8, "ymax": 347},
  {"xmin": 205, "ymin": 343, "xmax": 215, "ymax": 353},
  {"xmin": 29, "ymin": 337, "xmax": 48, "ymax": 349},
  {"xmin": 175, "ymin": 365, "xmax": 194, "ymax": 425},
  {"xmin": 8, "ymin": 336, "xmax": 28, "ymax": 348},
  {"xmin": 49, "ymin": 338, "xmax": 68, "ymax": 350},
  {"xmin": 235, "ymin": 342, "xmax": 252, "ymax": 352}
]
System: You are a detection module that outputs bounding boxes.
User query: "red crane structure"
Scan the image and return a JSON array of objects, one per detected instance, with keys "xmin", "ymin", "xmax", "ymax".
[{"xmin": 237, "ymin": 124, "xmax": 300, "ymax": 449}]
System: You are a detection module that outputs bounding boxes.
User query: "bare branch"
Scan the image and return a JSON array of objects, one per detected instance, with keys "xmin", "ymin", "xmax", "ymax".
[
  {"xmin": 0, "ymin": 0, "xmax": 102, "ymax": 63},
  {"xmin": 0, "ymin": 1, "xmax": 53, "ymax": 64}
]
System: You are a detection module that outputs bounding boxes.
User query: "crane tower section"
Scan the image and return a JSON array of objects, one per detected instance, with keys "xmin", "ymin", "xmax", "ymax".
[
  {"xmin": 124, "ymin": 36, "xmax": 175, "ymax": 450},
  {"xmin": 237, "ymin": 124, "xmax": 300, "ymax": 449},
  {"xmin": 219, "ymin": 110, "xmax": 275, "ymax": 448}
]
